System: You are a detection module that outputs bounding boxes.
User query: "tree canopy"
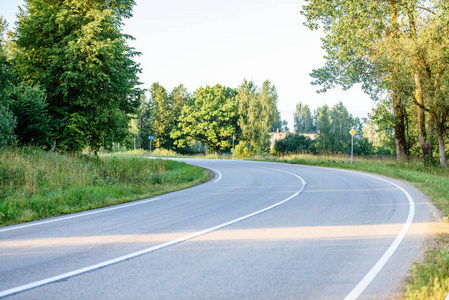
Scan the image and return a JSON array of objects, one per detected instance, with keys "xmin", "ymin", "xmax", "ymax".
[
  {"xmin": 12, "ymin": 0, "xmax": 142, "ymax": 152},
  {"xmin": 171, "ymin": 85, "xmax": 238, "ymax": 155},
  {"xmin": 302, "ymin": 0, "xmax": 449, "ymax": 166}
]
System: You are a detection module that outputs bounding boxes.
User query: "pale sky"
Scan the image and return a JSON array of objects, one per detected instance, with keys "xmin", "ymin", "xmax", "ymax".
[{"xmin": 1, "ymin": 0, "xmax": 375, "ymax": 129}]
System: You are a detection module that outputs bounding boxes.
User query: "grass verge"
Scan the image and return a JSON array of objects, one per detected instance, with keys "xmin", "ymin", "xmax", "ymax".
[
  {"xmin": 254, "ymin": 153, "xmax": 449, "ymax": 299},
  {"xmin": 0, "ymin": 147, "xmax": 210, "ymax": 226}
]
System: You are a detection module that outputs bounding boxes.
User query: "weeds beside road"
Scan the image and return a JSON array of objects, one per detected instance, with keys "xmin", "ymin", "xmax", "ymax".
[{"xmin": 0, "ymin": 147, "xmax": 209, "ymax": 226}]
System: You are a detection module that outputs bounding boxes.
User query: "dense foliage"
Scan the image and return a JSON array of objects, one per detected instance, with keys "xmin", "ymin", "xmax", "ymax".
[
  {"xmin": 2, "ymin": 0, "xmax": 142, "ymax": 152},
  {"xmin": 135, "ymin": 80, "xmax": 287, "ymax": 155},
  {"xmin": 285, "ymin": 101, "xmax": 377, "ymax": 156},
  {"xmin": 171, "ymin": 85, "xmax": 238, "ymax": 155},
  {"xmin": 302, "ymin": 0, "xmax": 449, "ymax": 167}
]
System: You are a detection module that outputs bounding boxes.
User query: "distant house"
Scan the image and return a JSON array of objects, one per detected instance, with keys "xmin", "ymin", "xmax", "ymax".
[{"xmin": 269, "ymin": 129, "xmax": 288, "ymax": 149}]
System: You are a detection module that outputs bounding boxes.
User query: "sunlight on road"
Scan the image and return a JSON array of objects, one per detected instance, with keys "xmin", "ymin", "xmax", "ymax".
[{"xmin": 0, "ymin": 222, "xmax": 436, "ymax": 254}]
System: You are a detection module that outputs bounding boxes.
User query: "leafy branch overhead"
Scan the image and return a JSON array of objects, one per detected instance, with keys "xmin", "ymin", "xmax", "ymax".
[{"xmin": 302, "ymin": 0, "xmax": 449, "ymax": 167}]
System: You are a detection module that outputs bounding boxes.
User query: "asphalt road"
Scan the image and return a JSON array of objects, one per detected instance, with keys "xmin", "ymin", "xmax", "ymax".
[{"xmin": 0, "ymin": 159, "xmax": 436, "ymax": 299}]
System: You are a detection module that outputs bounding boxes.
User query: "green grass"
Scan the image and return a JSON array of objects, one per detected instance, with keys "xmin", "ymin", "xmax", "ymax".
[
  {"xmin": 0, "ymin": 147, "xmax": 210, "ymax": 226},
  {"xmin": 254, "ymin": 153, "xmax": 449, "ymax": 299}
]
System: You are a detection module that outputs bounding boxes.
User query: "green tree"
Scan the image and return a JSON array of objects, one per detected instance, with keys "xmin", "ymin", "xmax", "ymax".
[
  {"xmin": 258, "ymin": 80, "xmax": 280, "ymax": 135},
  {"xmin": 149, "ymin": 83, "xmax": 190, "ymax": 152},
  {"xmin": 294, "ymin": 102, "xmax": 314, "ymax": 133},
  {"xmin": 168, "ymin": 84, "xmax": 190, "ymax": 153},
  {"xmin": 0, "ymin": 17, "xmax": 14, "ymax": 102},
  {"xmin": 236, "ymin": 80, "xmax": 260, "ymax": 152},
  {"xmin": 8, "ymin": 83, "xmax": 49, "ymax": 146},
  {"xmin": 301, "ymin": 0, "xmax": 411, "ymax": 161},
  {"xmin": 172, "ymin": 85, "xmax": 238, "ymax": 155},
  {"xmin": 413, "ymin": 5, "xmax": 449, "ymax": 167},
  {"xmin": 150, "ymin": 83, "xmax": 172, "ymax": 149},
  {"xmin": 13, "ymin": 0, "xmax": 142, "ymax": 152},
  {"xmin": 315, "ymin": 105, "xmax": 332, "ymax": 153},
  {"xmin": 137, "ymin": 93, "xmax": 154, "ymax": 150},
  {"xmin": 329, "ymin": 102, "xmax": 352, "ymax": 153},
  {"xmin": 0, "ymin": 17, "xmax": 17, "ymax": 146}
]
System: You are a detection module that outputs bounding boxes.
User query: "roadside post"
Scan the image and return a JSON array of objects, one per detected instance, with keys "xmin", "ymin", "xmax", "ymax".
[
  {"xmin": 350, "ymin": 129, "xmax": 356, "ymax": 164},
  {"xmin": 148, "ymin": 136, "xmax": 154, "ymax": 155}
]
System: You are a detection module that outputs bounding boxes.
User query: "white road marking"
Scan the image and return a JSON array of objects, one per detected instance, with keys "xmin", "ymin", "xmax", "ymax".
[
  {"xmin": 197, "ymin": 165, "xmax": 222, "ymax": 183},
  {"xmin": 0, "ymin": 198, "xmax": 161, "ymax": 233},
  {"xmin": 0, "ymin": 167, "xmax": 306, "ymax": 298},
  {"xmin": 343, "ymin": 171, "xmax": 415, "ymax": 300}
]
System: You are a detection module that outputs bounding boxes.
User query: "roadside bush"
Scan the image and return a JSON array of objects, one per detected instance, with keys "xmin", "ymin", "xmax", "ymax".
[
  {"xmin": 8, "ymin": 83, "xmax": 49, "ymax": 146},
  {"xmin": 0, "ymin": 102, "xmax": 17, "ymax": 147},
  {"xmin": 273, "ymin": 133, "xmax": 313, "ymax": 155},
  {"xmin": 234, "ymin": 141, "xmax": 255, "ymax": 158}
]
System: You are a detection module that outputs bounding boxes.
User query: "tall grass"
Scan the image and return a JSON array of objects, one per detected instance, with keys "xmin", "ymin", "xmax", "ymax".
[{"xmin": 0, "ymin": 147, "xmax": 209, "ymax": 226}]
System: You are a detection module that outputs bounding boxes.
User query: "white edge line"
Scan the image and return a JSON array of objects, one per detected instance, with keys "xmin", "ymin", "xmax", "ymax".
[
  {"xmin": 0, "ymin": 168, "xmax": 306, "ymax": 298},
  {"xmin": 0, "ymin": 198, "xmax": 161, "ymax": 233},
  {"xmin": 196, "ymin": 165, "xmax": 222, "ymax": 183},
  {"xmin": 344, "ymin": 171, "xmax": 415, "ymax": 300}
]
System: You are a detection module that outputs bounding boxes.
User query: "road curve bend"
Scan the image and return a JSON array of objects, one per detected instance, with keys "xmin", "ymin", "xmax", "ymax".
[{"xmin": 0, "ymin": 159, "xmax": 436, "ymax": 299}]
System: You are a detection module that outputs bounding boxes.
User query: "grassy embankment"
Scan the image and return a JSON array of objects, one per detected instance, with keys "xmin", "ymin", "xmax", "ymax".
[
  {"xmin": 256, "ymin": 153, "xmax": 449, "ymax": 299},
  {"xmin": 0, "ymin": 147, "xmax": 210, "ymax": 227}
]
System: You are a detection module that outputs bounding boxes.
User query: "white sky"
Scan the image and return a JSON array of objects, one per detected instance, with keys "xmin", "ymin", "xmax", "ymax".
[{"xmin": 1, "ymin": 0, "xmax": 375, "ymax": 129}]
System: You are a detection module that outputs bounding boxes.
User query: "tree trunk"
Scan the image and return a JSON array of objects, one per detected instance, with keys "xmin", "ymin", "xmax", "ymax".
[
  {"xmin": 415, "ymin": 73, "xmax": 433, "ymax": 162},
  {"xmin": 393, "ymin": 92, "xmax": 409, "ymax": 162},
  {"xmin": 435, "ymin": 119, "xmax": 448, "ymax": 168},
  {"xmin": 408, "ymin": 9, "xmax": 433, "ymax": 163},
  {"xmin": 390, "ymin": 2, "xmax": 408, "ymax": 163}
]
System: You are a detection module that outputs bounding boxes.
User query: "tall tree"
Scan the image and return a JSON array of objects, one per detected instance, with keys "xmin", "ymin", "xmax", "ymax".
[
  {"xmin": 315, "ymin": 104, "xmax": 332, "ymax": 152},
  {"xmin": 149, "ymin": 83, "xmax": 190, "ymax": 151},
  {"xmin": 258, "ymin": 80, "xmax": 280, "ymax": 135},
  {"xmin": 137, "ymin": 93, "xmax": 153, "ymax": 150},
  {"xmin": 294, "ymin": 102, "xmax": 314, "ymax": 133},
  {"xmin": 302, "ymin": 0, "xmax": 411, "ymax": 162},
  {"xmin": 172, "ymin": 85, "xmax": 238, "ymax": 155},
  {"xmin": 236, "ymin": 80, "xmax": 262, "ymax": 152},
  {"xmin": 236, "ymin": 79, "xmax": 281, "ymax": 153},
  {"xmin": 416, "ymin": 4, "xmax": 449, "ymax": 167},
  {"xmin": 168, "ymin": 84, "xmax": 190, "ymax": 153},
  {"xmin": 0, "ymin": 17, "xmax": 17, "ymax": 146},
  {"xmin": 330, "ymin": 101, "xmax": 353, "ymax": 153},
  {"xmin": 149, "ymin": 83, "xmax": 172, "ymax": 149},
  {"xmin": 13, "ymin": 0, "xmax": 142, "ymax": 152}
]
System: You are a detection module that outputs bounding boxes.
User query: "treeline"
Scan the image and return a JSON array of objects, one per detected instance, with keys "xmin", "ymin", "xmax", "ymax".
[
  {"xmin": 302, "ymin": 0, "xmax": 449, "ymax": 167},
  {"xmin": 0, "ymin": 0, "xmax": 141, "ymax": 152},
  {"xmin": 135, "ymin": 80, "xmax": 287, "ymax": 155},
  {"xmin": 274, "ymin": 101, "xmax": 377, "ymax": 156}
]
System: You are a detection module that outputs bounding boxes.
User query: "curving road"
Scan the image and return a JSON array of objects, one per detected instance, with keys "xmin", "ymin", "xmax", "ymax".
[{"xmin": 0, "ymin": 159, "xmax": 436, "ymax": 299}]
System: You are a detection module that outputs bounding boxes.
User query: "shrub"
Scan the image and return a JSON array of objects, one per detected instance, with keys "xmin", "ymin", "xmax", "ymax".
[
  {"xmin": 0, "ymin": 102, "xmax": 17, "ymax": 147},
  {"xmin": 234, "ymin": 141, "xmax": 255, "ymax": 158},
  {"xmin": 8, "ymin": 83, "xmax": 49, "ymax": 146},
  {"xmin": 273, "ymin": 133, "xmax": 313, "ymax": 155}
]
